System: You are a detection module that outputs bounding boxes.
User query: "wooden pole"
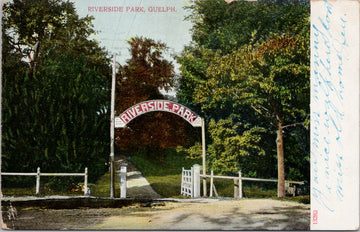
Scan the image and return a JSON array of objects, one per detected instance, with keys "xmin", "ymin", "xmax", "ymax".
[
  {"xmin": 36, "ymin": 167, "xmax": 40, "ymax": 196},
  {"xmin": 201, "ymin": 117, "xmax": 207, "ymax": 197},
  {"xmin": 110, "ymin": 56, "xmax": 116, "ymax": 198}
]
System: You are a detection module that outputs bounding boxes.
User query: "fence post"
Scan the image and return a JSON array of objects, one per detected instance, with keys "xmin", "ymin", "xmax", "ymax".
[
  {"xmin": 180, "ymin": 167, "xmax": 183, "ymax": 195},
  {"xmin": 210, "ymin": 170, "xmax": 214, "ymax": 197},
  {"xmin": 36, "ymin": 167, "xmax": 40, "ymax": 196},
  {"xmin": 84, "ymin": 167, "xmax": 89, "ymax": 196},
  {"xmin": 238, "ymin": 170, "xmax": 243, "ymax": 199},
  {"xmin": 190, "ymin": 166, "xmax": 194, "ymax": 197},
  {"xmin": 193, "ymin": 164, "xmax": 200, "ymax": 198},
  {"xmin": 234, "ymin": 177, "xmax": 239, "ymax": 199},
  {"xmin": 120, "ymin": 163, "xmax": 128, "ymax": 199}
]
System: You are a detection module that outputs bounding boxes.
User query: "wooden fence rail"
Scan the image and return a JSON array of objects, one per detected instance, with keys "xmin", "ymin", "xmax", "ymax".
[
  {"xmin": 201, "ymin": 171, "xmax": 304, "ymax": 198},
  {"xmin": 1, "ymin": 167, "xmax": 89, "ymax": 196}
]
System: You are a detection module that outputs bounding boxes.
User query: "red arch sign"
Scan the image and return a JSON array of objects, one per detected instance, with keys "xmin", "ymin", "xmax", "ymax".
[{"xmin": 115, "ymin": 100, "xmax": 202, "ymax": 128}]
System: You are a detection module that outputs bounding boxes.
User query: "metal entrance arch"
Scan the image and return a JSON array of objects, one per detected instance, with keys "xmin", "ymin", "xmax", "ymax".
[{"xmin": 114, "ymin": 99, "xmax": 207, "ymax": 197}]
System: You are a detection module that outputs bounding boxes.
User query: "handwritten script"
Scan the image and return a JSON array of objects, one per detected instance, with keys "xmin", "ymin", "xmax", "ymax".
[{"xmin": 311, "ymin": 0, "xmax": 348, "ymax": 212}]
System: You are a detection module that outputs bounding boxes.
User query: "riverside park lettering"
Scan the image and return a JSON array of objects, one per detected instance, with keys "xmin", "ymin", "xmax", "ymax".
[
  {"xmin": 115, "ymin": 100, "xmax": 202, "ymax": 128},
  {"xmin": 88, "ymin": 6, "xmax": 176, "ymax": 13}
]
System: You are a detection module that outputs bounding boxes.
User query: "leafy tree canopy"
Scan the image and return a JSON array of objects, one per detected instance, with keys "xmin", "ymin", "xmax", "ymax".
[
  {"xmin": 2, "ymin": 0, "xmax": 111, "ymax": 185},
  {"xmin": 3, "ymin": 0, "xmax": 109, "ymax": 77}
]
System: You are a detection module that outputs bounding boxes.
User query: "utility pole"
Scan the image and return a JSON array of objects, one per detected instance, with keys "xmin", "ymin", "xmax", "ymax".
[{"xmin": 110, "ymin": 55, "xmax": 116, "ymax": 198}]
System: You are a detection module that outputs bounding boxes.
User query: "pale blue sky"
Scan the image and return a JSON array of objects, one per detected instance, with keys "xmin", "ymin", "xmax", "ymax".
[{"xmin": 73, "ymin": 0, "xmax": 194, "ymax": 65}]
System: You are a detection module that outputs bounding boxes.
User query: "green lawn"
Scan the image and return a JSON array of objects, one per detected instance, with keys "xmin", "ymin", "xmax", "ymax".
[{"xmin": 90, "ymin": 170, "xmax": 119, "ymax": 197}]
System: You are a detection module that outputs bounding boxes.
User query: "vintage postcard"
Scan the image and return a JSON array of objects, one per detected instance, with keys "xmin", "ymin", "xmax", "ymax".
[{"xmin": 1, "ymin": 0, "xmax": 359, "ymax": 230}]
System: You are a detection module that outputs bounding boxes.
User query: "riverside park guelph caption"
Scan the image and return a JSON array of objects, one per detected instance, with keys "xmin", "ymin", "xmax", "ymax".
[{"xmin": 88, "ymin": 6, "xmax": 177, "ymax": 13}]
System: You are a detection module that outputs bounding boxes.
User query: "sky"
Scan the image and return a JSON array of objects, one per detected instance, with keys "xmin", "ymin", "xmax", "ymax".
[{"xmin": 73, "ymin": 0, "xmax": 194, "ymax": 66}]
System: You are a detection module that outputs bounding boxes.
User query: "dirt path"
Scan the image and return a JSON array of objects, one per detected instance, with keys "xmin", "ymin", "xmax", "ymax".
[
  {"xmin": 91, "ymin": 199, "xmax": 310, "ymax": 230},
  {"xmin": 3, "ymin": 198, "xmax": 310, "ymax": 230},
  {"xmin": 116, "ymin": 156, "xmax": 161, "ymax": 199}
]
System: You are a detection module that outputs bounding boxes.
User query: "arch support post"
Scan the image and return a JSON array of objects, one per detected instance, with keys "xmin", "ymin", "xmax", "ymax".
[{"xmin": 201, "ymin": 117, "xmax": 207, "ymax": 197}]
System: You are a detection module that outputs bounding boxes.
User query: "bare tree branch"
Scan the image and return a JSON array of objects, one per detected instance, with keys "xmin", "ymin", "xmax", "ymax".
[
  {"xmin": 282, "ymin": 122, "xmax": 305, "ymax": 129},
  {"xmin": 250, "ymin": 105, "xmax": 276, "ymax": 127}
]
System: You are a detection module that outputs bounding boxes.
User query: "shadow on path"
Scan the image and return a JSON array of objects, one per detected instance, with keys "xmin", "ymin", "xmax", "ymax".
[{"xmin": 115, "ymin": 156, "xmax": 161, "ymax": 199}]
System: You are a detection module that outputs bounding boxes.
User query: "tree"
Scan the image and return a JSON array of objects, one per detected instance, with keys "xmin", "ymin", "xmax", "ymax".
[
  {"xmin": 198, "ymin": 35, "xmax": 310, "ymax": 197},
  {"xmin": 2, "ymin": 0, "xmax": 109, "ymax": 78},
  {"xmin": 176, "ymin": 0, "xmax": 310, "ymax": 197},
  {"xmin": 2, "ymin": 0, "xmax": 111, "ymax": 185},
  {"xmin": 115, "ymin": 37, "xmax": 196, "ymax": 158},
  {"xmin": 2, "ymin": 51, "xmax": 110, "ymax": 183}
]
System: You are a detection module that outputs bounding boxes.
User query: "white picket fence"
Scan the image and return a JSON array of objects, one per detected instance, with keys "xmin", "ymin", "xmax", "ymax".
[{"xmin": 1, "ymin": 167, "xmax": 89, "ymax": 196}]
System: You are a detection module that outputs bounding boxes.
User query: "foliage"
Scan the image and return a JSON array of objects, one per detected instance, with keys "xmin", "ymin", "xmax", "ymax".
[
  {"xmin": 177, "ymin": 142, "xmax": 202, "ymax": 160},
  {"xmin": 206, "ymin": 118, "xmax": 266, "ymax": 174},
  {"xmin": 177, "ymin": 0, "xmax": 310, "ymax": 116},
  {"xmin": 115, "ymin": 37, "xmax": 197, "ymax": 158},
  {"xmin": 2, "ymin": 52, "xmax": 109, "ymax": 184},
  {"xmin": 2, "ymin": 0, "xmax": 110, "ymax": 185},
  {"xmin": 176, "ymin": 0, "xmax": 310, "ymax": 194},
  {"xmin": 2, "ymin": 0, "xmax": 109, "ymax": 77},
  {"xmin": 116, "ymin": 36, "xmax": 175, "ymax": 109},
  {"xmin": 176, "ymin": 46, "xmax": 214, "ymax": 107},
  {"xmin": 186, "ymin": 0, "xmax": 309, "ymax": 54}
]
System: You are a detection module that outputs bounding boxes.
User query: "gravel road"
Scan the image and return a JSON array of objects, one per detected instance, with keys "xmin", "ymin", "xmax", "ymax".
[{"xmin": 2, "ymin": 198, "xmax": 310, "ymax": 230}]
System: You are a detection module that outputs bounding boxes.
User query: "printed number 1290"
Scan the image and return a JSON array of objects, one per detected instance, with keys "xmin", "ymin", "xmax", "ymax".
[{"xmin": 312, "ymin": 210, "xmax": 318, "ymax": 224}]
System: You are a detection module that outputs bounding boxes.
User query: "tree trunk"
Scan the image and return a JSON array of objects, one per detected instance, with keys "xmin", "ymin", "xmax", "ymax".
[
  {"xmin": 276, "ymin": 122, "xmax": 285, "ymax": 197},
  {"xmin": 28, "ymin": 41, "xmax": 41, "ymax": 79}
]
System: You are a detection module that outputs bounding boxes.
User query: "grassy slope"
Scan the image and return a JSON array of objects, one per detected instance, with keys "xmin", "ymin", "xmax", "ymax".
[{"xmin": 130, "ymin": 149, "xmax": 199, "ymax": 198}]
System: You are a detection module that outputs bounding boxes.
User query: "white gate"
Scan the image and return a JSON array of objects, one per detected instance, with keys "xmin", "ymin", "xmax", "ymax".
[
  {"xmin": 181, "ymin": 167, "xmax": 192, "ymax": 197},
  {"xmin": 181, "ymin": 164, "xmax": 200, "ymax": 198}
]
